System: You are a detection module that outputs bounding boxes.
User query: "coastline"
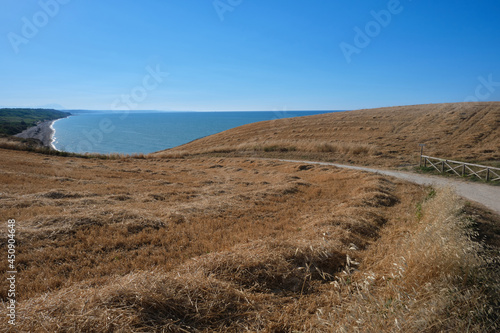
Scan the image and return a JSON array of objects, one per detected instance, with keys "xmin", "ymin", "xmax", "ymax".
[{"xmin": 14, "ymin": 120, "xmax": 57, "ymax": 148}]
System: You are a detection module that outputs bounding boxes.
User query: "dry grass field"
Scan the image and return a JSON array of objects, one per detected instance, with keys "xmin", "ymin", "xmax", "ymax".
[
  {"xmin": 154, "ymin": 102, "xmax": 500, "ymax": 168},
  {"xmin": 0, "ymin": 148, "xmax": 498, "ymax": 332},
  {"xmin": 1, "ymin": 102, "xmax": 499, "ymax": 331}
]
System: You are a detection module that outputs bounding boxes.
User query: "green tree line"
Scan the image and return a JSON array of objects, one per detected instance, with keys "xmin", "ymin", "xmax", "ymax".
[{"xmin": 0, "ymin": 108, "xmax": 70, "ymax": 136}]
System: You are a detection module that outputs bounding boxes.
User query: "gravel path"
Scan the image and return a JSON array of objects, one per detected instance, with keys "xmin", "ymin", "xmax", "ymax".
[{"xmin": 278, "ymin": 159, "xmax": 500, "ymax": 215}]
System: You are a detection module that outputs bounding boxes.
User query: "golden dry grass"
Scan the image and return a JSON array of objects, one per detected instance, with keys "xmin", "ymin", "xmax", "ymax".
[
  {"xmin": 0, "ymin": 146, "xmax": 498, "ymax": 332},
  {"xmin": 153, "ymin": 102, "xmax": 500, "ymax": 167},
  {"xmin": 0, "ymin": 148, "xmax": 404, "ymax": 300}
]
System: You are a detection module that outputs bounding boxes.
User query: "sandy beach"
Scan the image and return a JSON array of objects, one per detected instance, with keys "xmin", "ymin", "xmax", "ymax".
[{"xmin": 14, "ymin": 120, "xmax": 55, "ymax": 148}]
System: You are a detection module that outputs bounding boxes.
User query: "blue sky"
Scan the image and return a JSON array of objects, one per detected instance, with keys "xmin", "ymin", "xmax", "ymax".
[{"xmin": 1, "ymin": 0, "xmax": 499, "ymax": 111}]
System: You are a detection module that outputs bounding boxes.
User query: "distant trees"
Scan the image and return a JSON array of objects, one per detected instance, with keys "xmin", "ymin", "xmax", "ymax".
[{"xmin": 0, "ymin": 108, "xmax": 70, "ymax": 135}]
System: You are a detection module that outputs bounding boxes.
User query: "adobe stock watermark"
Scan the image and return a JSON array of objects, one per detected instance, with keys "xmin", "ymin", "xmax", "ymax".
[
  {"xmin": 339, "ymin": 0, "xmax": 411, "ymax": 64},
  {"xmin": 61, "ymin": 64, "xmax": 168, "ymax": 154},
  {"xmin": 7, "ymin": 0, "xmax": 72, "ymax": 54},
  {"xmin": 272, "ymin": 106, "xmax": 290, "ymax": 120},
  {"xmin": 464, "ymin": 74, "xmax": 500, "ymax": 102},
  {"xmin": 111, "ymin": 64, "xmax": 169, "ymax": 112},
  {"xmin": 213, "ymin": 0, "xmax": 243, "ymax": 21},
  {"xmin": 6, "ymin": 219, "xmax": 17, "ymax": 326}
]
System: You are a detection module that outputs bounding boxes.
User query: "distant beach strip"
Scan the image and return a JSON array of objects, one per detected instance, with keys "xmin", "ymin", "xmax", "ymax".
[
  {"xmin": 50, "ymin": 120, "xmax": 59, "ymax": 150},
  {"xmin": 14, "ymin": 120, "xmax": 59, "ymax": 148}
]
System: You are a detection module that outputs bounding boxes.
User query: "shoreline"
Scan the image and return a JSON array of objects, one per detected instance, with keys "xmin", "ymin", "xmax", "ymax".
[{"xmin": 14, "ymin": 120, "xmax": 57, "ymax": 148}]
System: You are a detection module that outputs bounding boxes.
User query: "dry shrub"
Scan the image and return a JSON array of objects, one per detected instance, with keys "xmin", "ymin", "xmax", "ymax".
[
  {"xmin": 310, "ymin": 188, "xmax": 498, "ymax": 332},
  {"xmin": 327, "ymin": 208, "xmax": 388, "ymax": 241},
  {"xmin": 15, "ymin": 270, "xmax": 258, "ymax": 332},
  {"xmin": 156, "ymin": 139, "xmax": 379, "ymax": 158},
  {"xmin": 188, "ymin": 239, "xmax": 346, "ymax": 295},
  {"xmin": 315, "ymin": 142, "xmax": 376, "ymax": 155},
  {"xmin": 155, "ymin": 150, "xmax": 190, "ymax": 158},
  {"xmin": 235, "ymin": 140, "xmax": 378, "ymax": 156},
  {"xmin": 0, "ymin": 140, "xmax": 22, "ymax": 150},
  {"xmin": 316, "ymin": 142, "xmax": 339, "ymax": 153}
]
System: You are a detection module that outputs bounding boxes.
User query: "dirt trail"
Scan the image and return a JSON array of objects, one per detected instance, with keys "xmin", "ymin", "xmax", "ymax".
[{"xmin": 277, "ymin": 159, "xmax": 500, "ymax": 215}]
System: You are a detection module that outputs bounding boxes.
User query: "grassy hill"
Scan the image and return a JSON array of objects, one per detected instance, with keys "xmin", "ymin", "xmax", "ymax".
[
  {"xmin": 0, "ymin": 102, "xmax": 498, "ymax": 331},
  {"xmin": 154, "ymin": 102, "xmax": 500, "ymax": 167},
  {"xmin": 0, "ymin": 108, "xmax": 70, "ymax": 136}
]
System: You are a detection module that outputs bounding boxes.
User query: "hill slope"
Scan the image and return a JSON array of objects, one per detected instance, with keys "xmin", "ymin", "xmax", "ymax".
[
  {"xmin": 1, "ymin": 101, "xmax": 499, "ymax": 331},
  {"xmin": 154, "ymin": 102, "xmax": 500, "ymax": 167},
  {"xmin": 1, "ymin": 149, "xmax": 498, "ymax": 331}
]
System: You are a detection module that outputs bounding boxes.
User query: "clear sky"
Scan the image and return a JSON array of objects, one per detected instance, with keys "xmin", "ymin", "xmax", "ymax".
[{"xmin": 1, "ymin": 0, "xmax": 500, "ymax": 111}]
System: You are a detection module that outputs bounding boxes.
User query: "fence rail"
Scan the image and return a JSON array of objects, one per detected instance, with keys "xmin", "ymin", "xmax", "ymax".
[{"xmin": 420, "ymin": 155, "xmax": 500, "ymax": 182}]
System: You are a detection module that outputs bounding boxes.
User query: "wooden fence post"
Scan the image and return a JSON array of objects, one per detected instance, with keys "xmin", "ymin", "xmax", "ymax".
[{"xmin": 419, "ymin": 144, "xmax": 425, "ymax": 167}]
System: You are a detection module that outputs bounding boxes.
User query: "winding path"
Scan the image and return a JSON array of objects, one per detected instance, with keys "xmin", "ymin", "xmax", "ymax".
[{"xmin": 277, "ymin": 159, "xmax": 500, "ymax": 215}]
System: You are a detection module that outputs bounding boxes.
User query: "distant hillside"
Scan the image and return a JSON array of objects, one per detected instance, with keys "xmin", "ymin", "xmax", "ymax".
[
  {"xmin": 0, "ymin": 108, "xmax": 70, "ymax": 136},
  {"xmin": 154, "ymin": 102, "xmax": 500, "ymax": 167}
]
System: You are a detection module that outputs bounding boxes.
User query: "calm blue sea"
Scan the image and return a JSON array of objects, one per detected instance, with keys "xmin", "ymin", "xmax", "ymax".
[{"xmin": 52, "ymin": 111, "xmax": 339, "ymax": 154}]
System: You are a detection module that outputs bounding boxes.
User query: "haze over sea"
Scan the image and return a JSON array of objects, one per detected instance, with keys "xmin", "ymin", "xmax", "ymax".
[{"xmin": 52, "ymin": 111, "xmax": 338, "ymax": 155}]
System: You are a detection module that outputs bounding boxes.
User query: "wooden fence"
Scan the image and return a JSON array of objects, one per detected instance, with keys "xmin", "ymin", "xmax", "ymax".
[{"xmin": 420, "ymin": 155, "xmax": 500, "ymax": 182}]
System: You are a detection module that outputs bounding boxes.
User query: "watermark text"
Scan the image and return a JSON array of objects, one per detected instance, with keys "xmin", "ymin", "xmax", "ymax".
[
  {"xmin": 213, "ymin": 0, "xmax": 243, "ymax": 21},
  {"xmin": 7, "ymin": 0, "xmax": 72, "ymax": 54},
  {"xmin": 339, "ymin": 0, "xmax": 408, "ymax": 64},
  {"xmin": 464, "ymin": 74, "xmax": 500, "ymax": 102},
  {"xmin": 6, "ymin": 219, "xmax": 17, "ymax": 326}
]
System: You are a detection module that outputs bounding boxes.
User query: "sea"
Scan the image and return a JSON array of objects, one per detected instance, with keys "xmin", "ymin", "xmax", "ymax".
[{"xmin": 51, "ymin": 110, "xmax": 340, "ymax": 155}]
